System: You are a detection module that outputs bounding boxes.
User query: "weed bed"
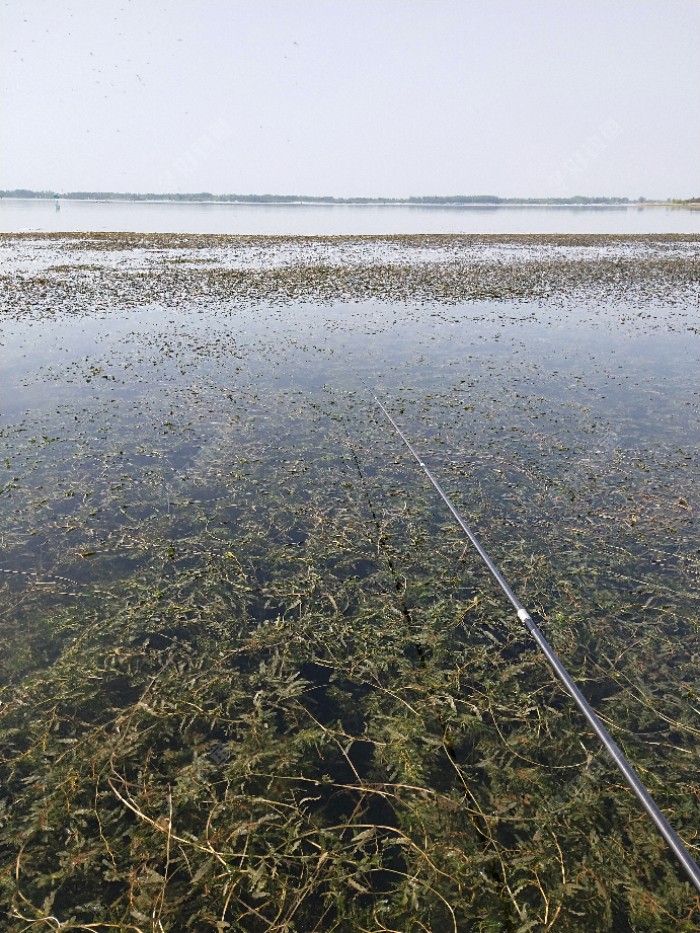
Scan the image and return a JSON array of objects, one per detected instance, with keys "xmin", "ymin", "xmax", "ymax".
[{"xmin": 1, "ymin": 234, "xmax": 699, "ymax": 931}]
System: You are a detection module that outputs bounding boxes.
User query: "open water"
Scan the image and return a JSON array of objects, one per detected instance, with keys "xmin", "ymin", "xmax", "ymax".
[{"xmin": 2, "ymin": 197, "xmax": 700, "ymax": 234}]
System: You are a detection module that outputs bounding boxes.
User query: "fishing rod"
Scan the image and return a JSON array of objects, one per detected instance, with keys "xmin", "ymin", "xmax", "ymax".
[{"xmin": 364, "ymin": 384, "xmax": 700, "ymax": 895}]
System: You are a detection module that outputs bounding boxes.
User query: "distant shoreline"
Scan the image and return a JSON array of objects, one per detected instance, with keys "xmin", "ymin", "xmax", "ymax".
[
  {"xmin": 4, "ymin": 189, "xmax": 695, "ymax": 208},
  {"xmin": 0, "ymin": 195, "xmax": 688, "ymax": 209}
]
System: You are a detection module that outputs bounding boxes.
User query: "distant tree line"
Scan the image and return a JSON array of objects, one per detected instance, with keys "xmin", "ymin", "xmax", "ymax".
[{"xmin": 0, "ymin": 189, "xmax": 642, "ymax": 205}]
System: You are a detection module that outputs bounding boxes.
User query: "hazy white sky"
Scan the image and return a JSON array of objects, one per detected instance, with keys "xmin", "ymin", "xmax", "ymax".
[{"xmin": 1, "ymin": 0, "xmax": 698, "ymax": 198}]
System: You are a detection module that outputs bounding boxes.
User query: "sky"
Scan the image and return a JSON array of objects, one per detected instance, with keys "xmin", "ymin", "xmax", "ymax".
[{"xmin": 1, "ymin": 0, "xmax": 698, "ymax": 199}]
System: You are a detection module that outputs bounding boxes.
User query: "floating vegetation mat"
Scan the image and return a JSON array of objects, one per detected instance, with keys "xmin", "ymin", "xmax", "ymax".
[{"xmin": 1, "ymin": 233, "xmax": 699, "ymax": 931}]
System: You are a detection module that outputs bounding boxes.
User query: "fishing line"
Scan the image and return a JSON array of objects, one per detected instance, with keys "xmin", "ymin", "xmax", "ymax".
[{"xmin": 364, "ymin": 382, "xmax": 700, "ymax": 895}]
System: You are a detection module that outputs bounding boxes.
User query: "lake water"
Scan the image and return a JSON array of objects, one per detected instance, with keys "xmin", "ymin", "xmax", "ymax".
[
  {"xmin": 2, "ymin": 235, "xmax": 700, "ymax": 928},
  {"xmin": 2, "ymin": 196, "xmax": 700, "ymax": 234}
]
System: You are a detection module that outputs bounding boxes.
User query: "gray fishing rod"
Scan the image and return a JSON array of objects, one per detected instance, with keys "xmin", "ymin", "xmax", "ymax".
[{"xmin": 365, "ymin": 385, "xmax": 700, "ymax": 895}]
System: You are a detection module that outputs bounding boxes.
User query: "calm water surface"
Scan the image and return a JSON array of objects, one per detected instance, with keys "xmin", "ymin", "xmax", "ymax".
[
  {"xmin": 2, "ymin": 231, "xmax": 700, "ymax": 928},
  {"xmin": 2, "ymin": 197, "xmax": 700, "ymax": 234}
]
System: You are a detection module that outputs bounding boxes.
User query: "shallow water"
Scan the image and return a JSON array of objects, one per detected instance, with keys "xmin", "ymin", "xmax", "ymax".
[
  {"xmin": 1, "ymin": 236, "xmax": 699, "ymax": 930},
  {"xmin": 3, "ymin": 290, "xmax": 698, "ymax": 611}
]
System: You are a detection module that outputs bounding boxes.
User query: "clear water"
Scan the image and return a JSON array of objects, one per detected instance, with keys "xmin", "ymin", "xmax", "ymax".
[
  {"xmin": 3, "ymin": 289, "xmax": 699, "ymax": 631},
  {"xmin": 2, "ymin": 241, "xmax": 700, "ymax": 929}
]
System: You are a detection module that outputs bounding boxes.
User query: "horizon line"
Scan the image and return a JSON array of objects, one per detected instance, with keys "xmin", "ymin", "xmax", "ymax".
[{"xmin": 3, "ymin": 188, "xmax": 689, "ymax": 205}]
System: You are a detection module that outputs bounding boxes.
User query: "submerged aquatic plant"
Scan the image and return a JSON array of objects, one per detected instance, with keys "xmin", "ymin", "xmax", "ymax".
[{"xmin": 0, "ymin": 233, "xmax": 699, "ymax": 930}]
